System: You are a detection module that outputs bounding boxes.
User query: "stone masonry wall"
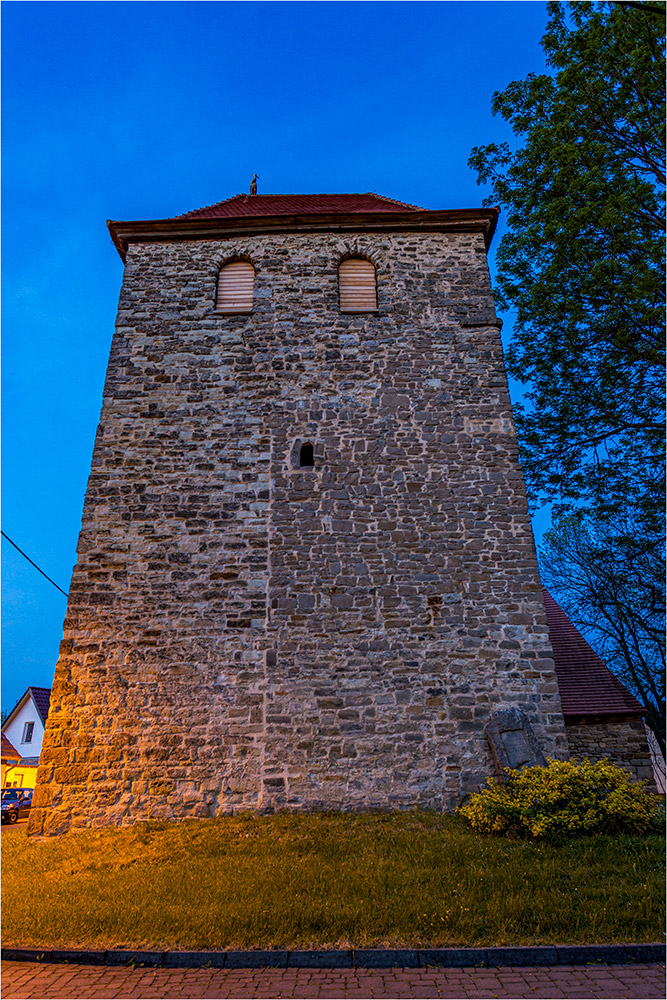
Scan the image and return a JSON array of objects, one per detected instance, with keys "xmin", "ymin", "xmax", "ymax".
[
  {"xmin": 30, "ymin": 229, "xmax": 568, "ymax": 835},
  {"xmin": 565, "ymin": 716, "xmax": 656, "ymax": 789}
]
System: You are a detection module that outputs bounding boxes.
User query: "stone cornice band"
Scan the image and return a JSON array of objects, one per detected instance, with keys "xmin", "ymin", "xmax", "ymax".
[{"xmin": 107, "ymin": 209, "xmax": 500, "ymax": 263}]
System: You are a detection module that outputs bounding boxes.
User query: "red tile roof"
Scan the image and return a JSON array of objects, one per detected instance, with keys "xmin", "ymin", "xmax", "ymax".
[
  {"xmin": 543, "ymin": 588, "xmax": 644, "ymax": 717},
  {"xmin": 1, "ymin": 734, "xmax": 19, "ymax": 759},
  {"xmin": 29, "ymin": 687, "xmax": 51, "ymax": 726},
  {"xmin": 175, "ymin": 192, "xmax": 424, "ymax": 220},
  {"xmin": 108, "ymin": 197, "xmax": 499, "ymax": 262}
]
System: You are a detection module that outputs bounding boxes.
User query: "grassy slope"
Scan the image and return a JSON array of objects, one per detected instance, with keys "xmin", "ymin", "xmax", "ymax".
[{"xmin": 2, "ymin": 812, "xmax": 664, "ymax": 950}]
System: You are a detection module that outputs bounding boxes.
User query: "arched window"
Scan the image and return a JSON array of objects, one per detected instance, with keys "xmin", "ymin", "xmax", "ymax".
[
  {"xmin": 216, "ymin": 261, "xmax": 255, "ymax": 314},
  {"xmin": 299, "ymin": 443, "xmax": 314, "ymax": 467},
  {"xmin": 339, "ymin": 258, "xmax": 377, "ymax": 313}
]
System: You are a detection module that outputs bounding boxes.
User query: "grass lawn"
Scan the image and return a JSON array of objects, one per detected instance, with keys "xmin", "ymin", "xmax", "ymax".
[{"xmin": 2, "ymin": 811, "xmax": 664, "ymax": 951}]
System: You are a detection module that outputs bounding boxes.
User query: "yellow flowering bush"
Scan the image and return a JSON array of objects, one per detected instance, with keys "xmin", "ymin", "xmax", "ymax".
[{"xmin": 458, "ymin": 758, "xmax": 663, "ymax": 840}]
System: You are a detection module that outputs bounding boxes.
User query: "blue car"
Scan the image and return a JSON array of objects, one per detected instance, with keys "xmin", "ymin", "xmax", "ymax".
[{"xmin": 1, "ymin": 788, "xmax": 33, "ymax": 824}]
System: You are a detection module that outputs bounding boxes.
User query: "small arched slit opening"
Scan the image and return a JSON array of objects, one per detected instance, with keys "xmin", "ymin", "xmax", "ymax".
[{"xmin": 299, "ymin": 442, "xmax": 315, "ymax": 467}]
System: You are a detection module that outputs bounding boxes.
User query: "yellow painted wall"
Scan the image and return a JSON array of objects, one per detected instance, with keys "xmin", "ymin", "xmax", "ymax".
[
  {"xmin": 2, "ymin": 764, "xmax": 38, "ymax": 789},
  {"xmin": 0, "ymin": 762, "xmax": 17, "ymax": 788}
]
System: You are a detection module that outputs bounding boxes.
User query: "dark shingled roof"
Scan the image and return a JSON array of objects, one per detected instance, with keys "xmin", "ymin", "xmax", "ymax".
[
  {"xmin": 543, "ymin": 588, "xmax": 644, "ymax": 717},
  {"xmin": 1, "ymin": 734, "xmax": 19, "ymax": 759},
  {"xmin": 175, "ymin": 192, "xmax": 424, "ymax": 220},
  {"xmin": 28, "ymin": 687, "xmax": 51, "ymax": 726}
]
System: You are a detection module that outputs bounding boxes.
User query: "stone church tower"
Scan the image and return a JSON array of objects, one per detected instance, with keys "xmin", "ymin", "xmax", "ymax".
[{"xmin": 29, "ymin": 192, "xmax": 568, "ymax": 836}]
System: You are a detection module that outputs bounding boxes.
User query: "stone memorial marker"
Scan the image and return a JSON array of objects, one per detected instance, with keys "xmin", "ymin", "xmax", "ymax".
[{"xmin": 485, "ymin": 708, "xmax": 547, "ymax": 777}]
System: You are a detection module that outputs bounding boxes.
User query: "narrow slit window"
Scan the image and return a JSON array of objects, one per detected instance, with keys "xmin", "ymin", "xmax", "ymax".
[
  {"xmin": 299, "ymin": 443, "xmax": 314, "ymax": 467},
  {"xmin": 216, "ymin": 261, "xmax": 255, "ymax": 314},
  {"xmin": 339, "ymin": 258, "xmax": 377, "ymax": 312}
]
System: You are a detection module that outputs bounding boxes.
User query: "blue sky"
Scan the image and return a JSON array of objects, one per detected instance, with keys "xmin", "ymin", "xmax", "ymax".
[{"xmin": 2, "ymin": 0, "xmax": 551, "ymax": 712}]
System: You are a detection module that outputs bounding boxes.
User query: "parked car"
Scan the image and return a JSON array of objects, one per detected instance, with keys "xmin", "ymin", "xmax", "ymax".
[{"xmin": 1, "ymin": 788, "xmax": 33, "ymax": 824}]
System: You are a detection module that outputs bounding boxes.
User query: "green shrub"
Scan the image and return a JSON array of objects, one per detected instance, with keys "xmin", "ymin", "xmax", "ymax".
[{"xmin": 458, "ymin": 758, "xmax": 663, "ymax": 840}]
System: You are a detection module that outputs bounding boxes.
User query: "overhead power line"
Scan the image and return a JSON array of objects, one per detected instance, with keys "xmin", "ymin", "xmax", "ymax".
[
  {"xmin": 616, "ymin": 1, "xmax": 666, "ymax": 16},
  {"xmin": 1, "ymin": 531, "xmax": 69, "ymax": 598}
]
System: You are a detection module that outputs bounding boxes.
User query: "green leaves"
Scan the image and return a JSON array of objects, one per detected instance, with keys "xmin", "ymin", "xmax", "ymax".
[
  {"xmin": 471, "ymin": 4, "xmax": 665, "ymax": 757},
  {"xmin": 459, "ymin": 759, "xmax": 664, "ymax": 840},
  {"xmin": 470, "ymin": 1, "xmax": 665, "ymax": 522}
]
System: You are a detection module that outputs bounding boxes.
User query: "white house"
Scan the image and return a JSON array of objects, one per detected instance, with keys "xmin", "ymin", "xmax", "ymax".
[{"xmin": 1, "ymin": 687, "xmax": 51, "ymax": 788}]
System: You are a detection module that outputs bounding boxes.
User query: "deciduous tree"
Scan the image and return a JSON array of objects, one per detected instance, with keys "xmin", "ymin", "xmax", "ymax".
[
  {"xmin": 469, "ymin": 1, "xmax": 665, "ymax": 526},
  {"xmin": 540, "ymin": 512, "xmax": 665, "ymax": 755}
]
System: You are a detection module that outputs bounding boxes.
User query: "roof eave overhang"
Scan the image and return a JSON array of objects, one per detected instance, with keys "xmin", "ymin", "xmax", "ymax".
[
  {"xmin": 107, "ymin": 208, "xmax": 499, "ymax": 263},
  {"xmin": 562, "ymin": 709, "xmax": 647, "ymax": 721},
  {"xmin": 32, "ymin": 694, "xmax": 49, "ymax": 727},
  {"xmin": 1, "ymin": 691, "xmax": 31, "ymax": 733}
]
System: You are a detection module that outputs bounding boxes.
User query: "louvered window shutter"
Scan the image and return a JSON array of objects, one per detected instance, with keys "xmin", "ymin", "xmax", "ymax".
[
  {"xmin": 216, "ymin": 261, "xmax": 255, "ymax": 313},
  {"xmin": 339, "ymin": 259, "xmax": 377, "ymax": 312}
]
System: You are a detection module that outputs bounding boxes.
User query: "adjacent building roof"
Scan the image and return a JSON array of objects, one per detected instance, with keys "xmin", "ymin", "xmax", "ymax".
[
  {"xmin": 107, "ymin": 191, "xmax": 499, "ymax": 262},
  {"xmin": 543, "ymin": 588, "xmax": 645, "ymax": 717},
  {"xmin": 29, "ymin": 687, "xmax": 52, "ymax": 726},
  {"xmin": 1, "ymin": 734, "xmax": 19, "ymax": 759},
  {"xmin": 1, "ymin": 686, "xmax": 52, "ymax": 731},
  {"xmin": 176, "ymin": 192, "xmax": 424, "ymax": 219}
]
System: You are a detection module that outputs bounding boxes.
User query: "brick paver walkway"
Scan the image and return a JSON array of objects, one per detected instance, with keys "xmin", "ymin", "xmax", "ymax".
[{"xmin": 1, "ymin": 961, "xmax": 664, "ymax": 999}]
